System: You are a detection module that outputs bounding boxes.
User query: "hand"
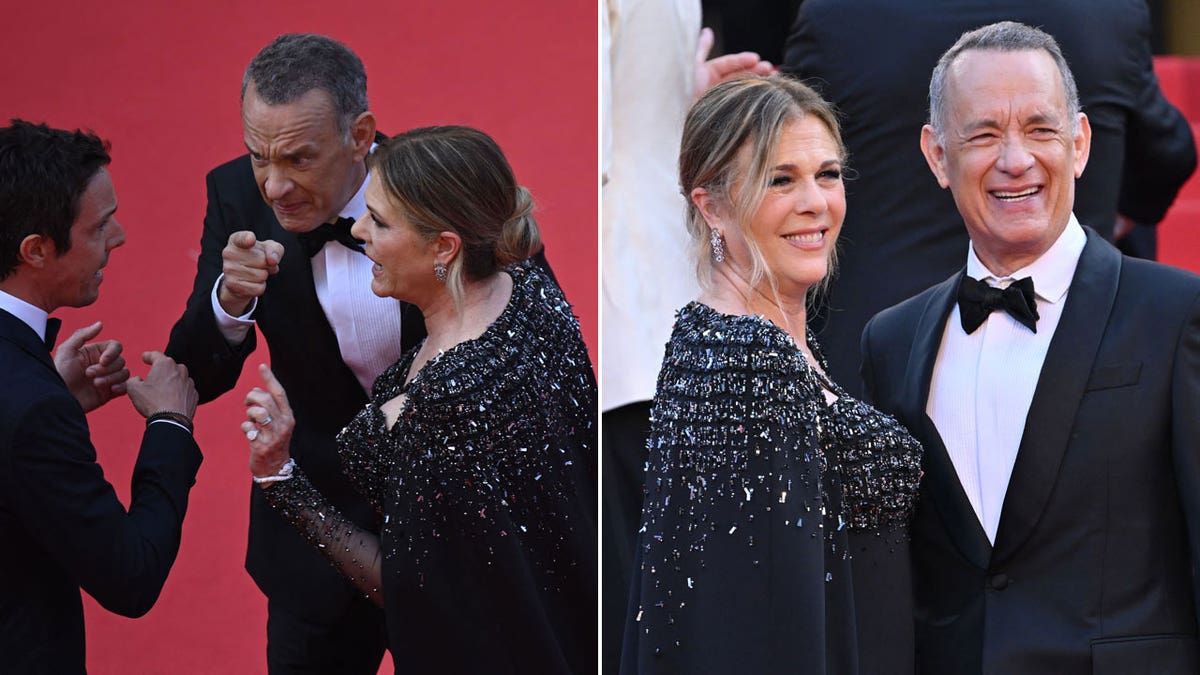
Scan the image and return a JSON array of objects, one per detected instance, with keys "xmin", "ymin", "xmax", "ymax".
[
  {"xmin": 53, "ymin": 321, "xmax": 130, "ymax": 413},
  {"xmin": 218, "ymin": 231, "xmax": 284, "ymax": 316},
  {"xmin": 244, "ymin": 364, "xmax": 295, "ymax": 478},
  {"xmin": 1114, "ymin": 213, "xmax": 1134, "ymax": 240},
  {"xmin": 126, "ymin": 352, "xmax": 198, "ymax": 419},
  {"xmin": 693, "ymin": 27, "xmax": 775, "ymax": 100}
]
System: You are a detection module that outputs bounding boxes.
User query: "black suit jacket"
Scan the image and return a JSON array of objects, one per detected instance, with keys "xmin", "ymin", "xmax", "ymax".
[
  {"xmin": 783, "ymin": 0, "xmax": 1197, "ymax": 397},
  {"xmin": 862, "ymin": 229, "xmax": 1200, "ymax": 674},
  {"xmin": 165, "ymin": 153, "xmax": 427, "ymax": 617},
  {"xmin": 0, "ymin": 309, "xmax": 202, "ymax": 674}
]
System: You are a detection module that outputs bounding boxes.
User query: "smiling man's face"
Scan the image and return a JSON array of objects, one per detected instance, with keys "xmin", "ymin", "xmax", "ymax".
[{"xmin": 921, "ymin": 48, "xmax": 1091, "ymax": 275}]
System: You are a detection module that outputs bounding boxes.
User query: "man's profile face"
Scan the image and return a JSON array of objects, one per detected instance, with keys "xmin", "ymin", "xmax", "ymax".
[
  {"xmin": 242, "ymin": 82, "xmax": 367, "ymax": 233},
  {"xmin": 921, "ymin": 48, "xmax": 1091, "ymax": 274},
  {"xmin": 47, "ymin": 168, "xmax": 125, "ymax": 308}
]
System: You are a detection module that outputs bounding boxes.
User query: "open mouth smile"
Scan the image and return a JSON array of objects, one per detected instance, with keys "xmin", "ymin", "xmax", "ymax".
[{"xmin": 991, "ymin": 186, "xmax": 1041, "ymax": 202}]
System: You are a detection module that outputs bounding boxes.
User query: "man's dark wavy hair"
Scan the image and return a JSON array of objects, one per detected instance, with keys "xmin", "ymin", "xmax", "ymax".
[{"xmin": 0, "ymin": 119, "xmax": 111, "ymax": 280}]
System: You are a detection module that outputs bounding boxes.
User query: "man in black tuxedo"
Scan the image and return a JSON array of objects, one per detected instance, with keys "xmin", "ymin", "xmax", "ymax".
[
  {"xmin": 783, "ymin": 0, "xmax": 1196, "ymax": 397},
  {"xmin": 166, "ymin": 35, "xmax": 424, "ymax": 674},
  {"xmin": 0, "ymin": 120, "xmax": 202, "ymax": 674},
  {"xmin": 861, "ymin": 23, "xmax": 1200, "ymax": 674}
]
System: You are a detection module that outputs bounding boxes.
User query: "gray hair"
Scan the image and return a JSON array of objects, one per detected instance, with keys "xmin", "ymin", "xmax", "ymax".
[
  {"xmin": 929, "ymin": 21, "xmax": 1080, "ymax": 137},
  {"xmin": 241, "ymin": 33, "xmax": 368, "ymax": 134}
]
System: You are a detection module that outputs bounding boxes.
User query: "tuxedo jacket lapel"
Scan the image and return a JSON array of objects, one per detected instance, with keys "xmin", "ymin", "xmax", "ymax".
[
  {"xmin": 907, "ymin": 272, "xmax": 993, "ymax": 569},
  {"xmin": 0, "ymin": 309, "xmax": 56, "ymax": 376},
  {"xmin": 992, "ymin": 230, "xmax": 1121, "ymax": 564}
]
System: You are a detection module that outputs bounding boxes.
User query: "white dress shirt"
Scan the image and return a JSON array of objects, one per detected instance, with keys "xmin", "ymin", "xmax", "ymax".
[
  {"xmin": 0, "ymin": 289, "xmax": 48, "ymax": 343},
  {"xmin": 927, "ymin": 215, "xmax": 1086, "ymax": 543},
  {"xmin": 211, "ymin": 170, "xmax": 407, "ymax": 395}
]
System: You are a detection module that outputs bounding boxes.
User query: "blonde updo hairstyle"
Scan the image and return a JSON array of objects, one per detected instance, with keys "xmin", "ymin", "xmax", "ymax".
[
  {"xmin": 680, "ymin": 75, "xmax": 846, "ymax": 298},
  {"xmin": 368, "ymin": 126, "xmax": 540, "ymax": 310}
]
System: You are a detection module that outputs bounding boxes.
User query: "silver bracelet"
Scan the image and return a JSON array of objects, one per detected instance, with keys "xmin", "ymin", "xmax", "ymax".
[{"xmin": 253, "ymin": 458, "xmax": 296, "ymax": 485}]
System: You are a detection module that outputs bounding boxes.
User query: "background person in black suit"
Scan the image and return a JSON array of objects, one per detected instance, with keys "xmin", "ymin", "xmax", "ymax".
[
  {"xmin": 0, "ymin": 120, "xmax": 201, "ymax": 674},
  {"xmin": 165, "ymin": 34, "xmax": 425, "ymax": 674},
  {"xmin": 861, "ymin": 23, "xmax": 1200, "ymax": 674},
  {"xmin": 782, "ymin": 0, "xmax": 1196, "ymax": 397}
]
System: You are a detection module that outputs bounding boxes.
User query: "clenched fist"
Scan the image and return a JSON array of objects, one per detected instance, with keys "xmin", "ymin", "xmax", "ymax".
[{"xmin": 217, "ymin": 230, "xmax": 285, "ymax": 316}]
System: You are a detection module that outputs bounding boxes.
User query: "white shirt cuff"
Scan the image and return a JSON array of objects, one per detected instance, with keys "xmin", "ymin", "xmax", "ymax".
[
  {"xmin": 148, "ymin": 418, "xmax": 192, "ymax": 435},
  {"xmin": 211, "ymin": 273, "xmax": 256, "ymax": 345}
]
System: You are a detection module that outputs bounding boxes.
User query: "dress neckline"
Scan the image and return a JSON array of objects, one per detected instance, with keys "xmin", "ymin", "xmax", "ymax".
[{"xmin": 683, "ymin": 300, "xmax": 842, "ymax": 400}]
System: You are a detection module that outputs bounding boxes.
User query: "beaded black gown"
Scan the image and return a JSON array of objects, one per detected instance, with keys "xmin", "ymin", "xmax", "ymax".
[
  {"xmin": 621, "ymin": 302, "xmax": 922, "ymax": 674},
  {"xmin": 263, "ymin": 263, "xmax": 597, "ymax": 674}
]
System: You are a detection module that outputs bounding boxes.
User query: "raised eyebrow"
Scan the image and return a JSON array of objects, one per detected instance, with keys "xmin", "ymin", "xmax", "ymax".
[
  {"xmin": 1025, "ymin": 112, "xmax": 1062, "ymax": 128},
  {"xmin": 364, "ymin": 203, "xmax": 388, "ymax": 226},
  {"xmin": 961, "ymin": 119, "xmax": 1001, "ymax": 135},
  {"xmin": 279, "ymin": 145, "xmax": 318, "ymax": 161},
  {"xmin": 772, "ymin": 159, "xmax": 842, "ymax": 173},
  {"xmin": 94, "ymin": 204, "xmax": 117, "ymax": 227}
]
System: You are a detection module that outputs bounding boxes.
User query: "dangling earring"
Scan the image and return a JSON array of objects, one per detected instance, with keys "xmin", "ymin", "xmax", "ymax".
[
  {"xmin": 710, "ymin": 228, "xmax": 726, "ymax": 263},
  {"xmin": 434, "ymin": 261, "xmax": 448, "ymax": 283}
]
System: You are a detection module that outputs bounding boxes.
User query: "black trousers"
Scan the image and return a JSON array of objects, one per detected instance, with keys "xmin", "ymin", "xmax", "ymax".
[
  {"xmin": 266, "ymin": 594, "xmax": 388, "ymax": 675},
  {"xmin": 602, "ymin": 401, "xmax": 653, "ymax": 675}
]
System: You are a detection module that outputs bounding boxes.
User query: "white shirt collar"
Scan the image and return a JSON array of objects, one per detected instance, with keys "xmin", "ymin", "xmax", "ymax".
[
  {"xmin": 336, "ymin": 143, "xmax": 377, "ymax": 221},
  {"xmin": 966, "ymin": 213, "xmax": 1086, "ymax": 305},
  {"xmin": 0, "ymin": 289, "xmax": 49, "ymax": 340}
]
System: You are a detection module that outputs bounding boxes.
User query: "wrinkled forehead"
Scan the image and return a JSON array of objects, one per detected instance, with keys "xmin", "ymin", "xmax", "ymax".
[
  {"xmin": 944, "ymin": 49, "xmax": 1070, "ymax": 126},
  {"xmin": 242, "ymin": 87, "xmax": 344, "ymax": 149}
]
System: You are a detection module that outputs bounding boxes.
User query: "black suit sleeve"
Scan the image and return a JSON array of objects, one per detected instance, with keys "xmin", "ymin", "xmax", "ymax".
[
  {"xmin": 9, "ymin": 392, "xmax": 202, "ymax": 617},
  {"xmin": 166, "ymin": 167, "xmax": 257, "ymax": 402},
  {"xmin": 1117, "ymin": 4, "xmax": 1198, "ymax": 224},
  {"xmin": 860, "ymin": 316, "xmax": 880, "ymax": 406},
  {"xmin": 1171, "ymin": 291, "xmax": 1200, "ymax": 607}
]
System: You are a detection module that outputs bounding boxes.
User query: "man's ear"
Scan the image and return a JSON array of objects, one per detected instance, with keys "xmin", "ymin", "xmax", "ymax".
[
  {"xmin": 920, "ymin": 125, "xmax": 951, "ymax": 189},
  {"xmin": 17, "ymin": 233, "xmax": 54, "ymax": 269},
  {"xmin": 432, "ymin": 230, "xmax": 462, "ymax": 266},
  {"xmin": 1072, "ymin": 112, "xmax": 1092, "ymax": 179},
  {"xmin": 351, "ymin": 111, "xmax": 378, "ymax": 160}
]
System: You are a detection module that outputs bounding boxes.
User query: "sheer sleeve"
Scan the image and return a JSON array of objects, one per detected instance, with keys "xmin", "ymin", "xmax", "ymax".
[{"xmin": 261, "ymin": 466, "xmax": 384, "ymax": 606}]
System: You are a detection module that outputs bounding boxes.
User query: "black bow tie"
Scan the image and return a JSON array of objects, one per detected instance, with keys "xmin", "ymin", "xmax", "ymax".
[
  {"xmin": 296, "ymin": 217, "xmax": 365, "ymax": 257},
  {"xmin": 44, "ymin": 317, "xmax": 61, "ymax": 350},
  {"xmin": 957, "ymin": 275, "xmax": 1040, "ymax": 334}
]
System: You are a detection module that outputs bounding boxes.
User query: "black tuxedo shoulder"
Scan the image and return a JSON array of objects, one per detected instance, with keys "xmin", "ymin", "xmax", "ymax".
[
  {"xmin": 209, "ymin": 152, "xmax": 252, "ymax": 178},
  {"xmin": 868, "ymin": 272, "xmax": 958, "ymax": 333},
  {"xmin": 1119, "ymin": 254, "xmax": 1200, "ymax": 295},
  {"xmin": 207, "ymin": 154, "xmax": 262, "ymax": 202},
  {"xmin": 1111, "ymin": 255, "xmax": 1200, "ymax": 339}
]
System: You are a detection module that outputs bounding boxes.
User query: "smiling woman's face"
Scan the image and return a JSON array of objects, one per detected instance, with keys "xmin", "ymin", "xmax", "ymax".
[{"xmin": 725, "ymin": 115, "xmax": 845, "ymax": 301}]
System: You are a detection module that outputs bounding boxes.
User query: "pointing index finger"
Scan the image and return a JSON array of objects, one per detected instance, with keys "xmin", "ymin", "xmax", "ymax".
[
  {"xmin": 230, "ymin": 231, "xmax": 258, "ymax": 249},
  {"xmin": 258, "ymin": 364, "xmax": 293, "ymax": 418}
]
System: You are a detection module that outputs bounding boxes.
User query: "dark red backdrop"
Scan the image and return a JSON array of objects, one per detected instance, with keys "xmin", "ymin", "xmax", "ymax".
[{"xmin": 1, "ymin": 2, "xmax": 596, "ymax": 673}]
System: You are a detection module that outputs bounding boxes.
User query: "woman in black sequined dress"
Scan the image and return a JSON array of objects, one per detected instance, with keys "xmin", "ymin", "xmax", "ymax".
[
  {"xmin": 621, "ymin": 77, "xmax": 922, "ymax": 674},
  {"xmin": 241, "ymin": 126, "xmax": 596, "ymax": 674}
]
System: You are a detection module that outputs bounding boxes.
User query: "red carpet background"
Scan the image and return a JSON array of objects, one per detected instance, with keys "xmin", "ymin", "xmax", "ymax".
[
  {"xmin": 1, "ymin": 2, "xmax": 595, "ymax": 673},
  {"xmin": 1154, "ymin": 56, "xmax": 1200, "ymax": 274}
]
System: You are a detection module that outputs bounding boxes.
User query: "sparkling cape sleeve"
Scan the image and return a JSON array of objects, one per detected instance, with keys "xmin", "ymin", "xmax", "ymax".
[{"xmin": 624, "ymin": 308, "xmax": 836, "ymax": 673}]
